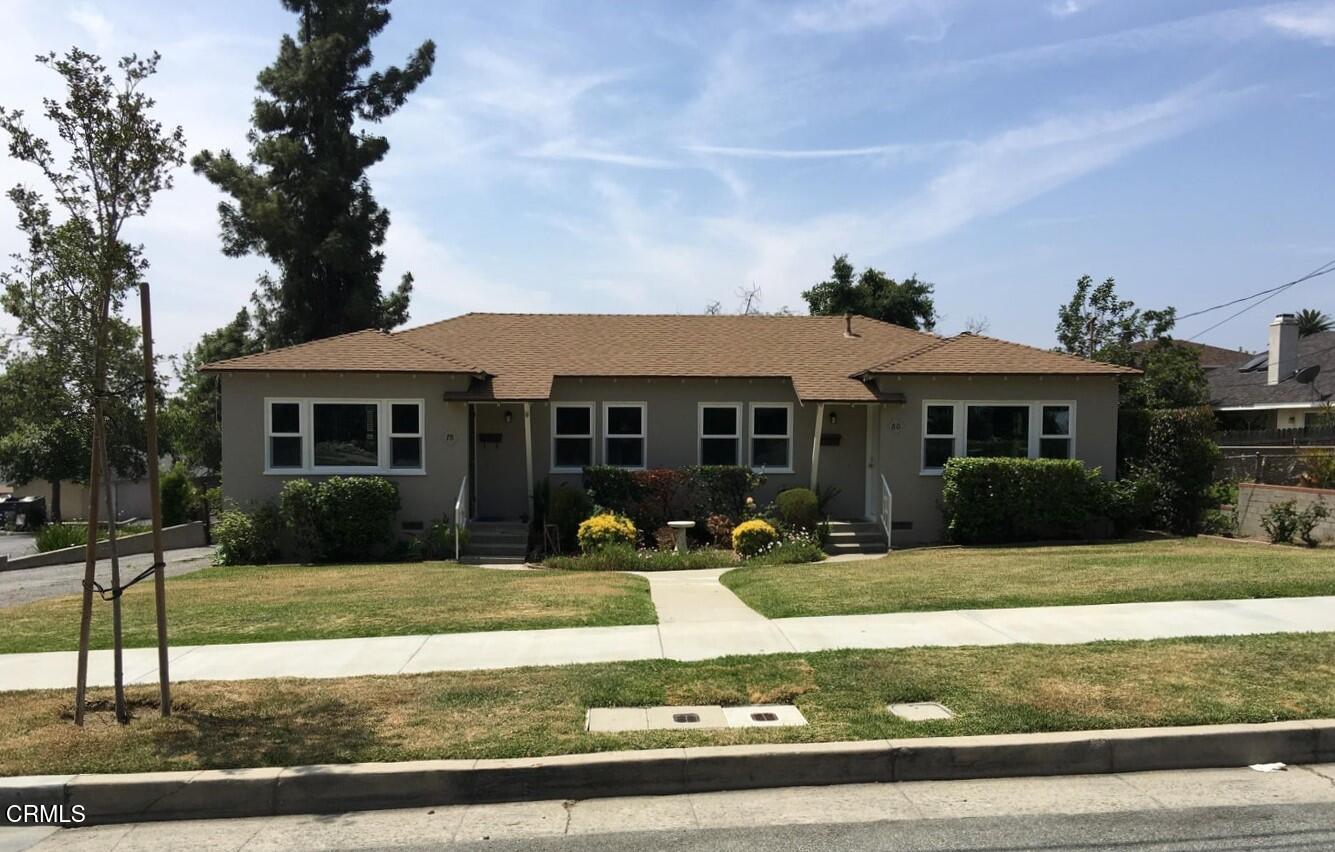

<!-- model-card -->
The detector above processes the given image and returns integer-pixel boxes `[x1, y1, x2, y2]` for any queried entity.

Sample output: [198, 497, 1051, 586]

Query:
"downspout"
[810, 402, 825, 490]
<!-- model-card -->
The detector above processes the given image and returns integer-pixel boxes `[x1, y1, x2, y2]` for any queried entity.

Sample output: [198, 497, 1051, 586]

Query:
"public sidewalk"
[2, 564, 1333, 691]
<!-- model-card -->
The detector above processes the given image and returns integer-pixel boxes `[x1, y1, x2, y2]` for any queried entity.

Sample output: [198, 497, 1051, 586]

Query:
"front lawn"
[1, 632, 1331, 775]
[0, 562, 656, 654]
[722, 537, 1335, 619]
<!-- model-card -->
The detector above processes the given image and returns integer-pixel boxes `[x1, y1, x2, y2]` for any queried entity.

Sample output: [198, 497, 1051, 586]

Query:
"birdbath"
[667, 520, 696, 554]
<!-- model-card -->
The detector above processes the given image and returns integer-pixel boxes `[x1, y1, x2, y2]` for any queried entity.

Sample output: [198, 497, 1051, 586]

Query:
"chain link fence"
[1217, 447, 1335, 485]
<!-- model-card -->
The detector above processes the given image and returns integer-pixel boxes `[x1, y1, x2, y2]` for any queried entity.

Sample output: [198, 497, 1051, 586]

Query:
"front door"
[817, 404, 868, 520]
[473, 404, 529, 520]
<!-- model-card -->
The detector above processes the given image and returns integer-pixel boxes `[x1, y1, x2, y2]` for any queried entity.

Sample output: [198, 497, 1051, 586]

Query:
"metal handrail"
[880, 473, 893, 550]
[454, 475, 468, 562]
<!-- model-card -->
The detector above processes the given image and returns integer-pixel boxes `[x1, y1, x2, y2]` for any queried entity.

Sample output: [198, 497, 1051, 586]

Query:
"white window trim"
[265, 398, 305, 472]
[387, 400, 426, 473]
[921, 402, 958, 476]
[550, 401, 595, 473]
[603, 401, 648, 470]
[698, 402, 743, 466]
[749, 402, 794, 474]
[263, 398, 427, 475]
[919, 400, 1078, 476]
[1038, 403, 1077, 460]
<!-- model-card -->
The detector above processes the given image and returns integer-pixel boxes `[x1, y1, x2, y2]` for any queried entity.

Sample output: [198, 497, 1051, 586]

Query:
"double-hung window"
[551, 403, 594, 472]
[267, 400, 304, 470]
[921, 401, 1077, 474]
[750, 403, 792, 471]
[389, 402, 424, 470]
[699, 403, 741, 465]
[1040, 405, 1073, 458]
[264, 398, 425, 474]
[604, 402, 647, 468]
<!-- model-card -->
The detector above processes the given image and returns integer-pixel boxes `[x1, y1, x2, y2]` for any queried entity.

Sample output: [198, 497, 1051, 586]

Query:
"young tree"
[0, 48, 184, 724]
[1296, 308, 1333, 337]
[1055, 275, 1175, 364]
[192, 0, 435, 347]
[802, 254, 937, 330]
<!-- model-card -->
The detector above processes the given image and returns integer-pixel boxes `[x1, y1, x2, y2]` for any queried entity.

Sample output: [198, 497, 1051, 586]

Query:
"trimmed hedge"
[942, 457, 1103, 544]
[774, 487, 821, 532]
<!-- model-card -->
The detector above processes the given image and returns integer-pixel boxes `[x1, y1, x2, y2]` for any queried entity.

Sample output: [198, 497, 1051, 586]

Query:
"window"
[1040, 404, 1072, 459]
[699, 404, 741, 465]
[551, 403, 594, 472]
[921, 401, 1078, 475]
[263, 398, 425, 474]
[966, 405, 1029, 458]
[267, 401, 303, 470]
[750, 403, 792, 471]
[313, 403, 379, 468]
[389, 402, 424, 469]
[922, 404, 956, 471]
[604, 403, 646, 468]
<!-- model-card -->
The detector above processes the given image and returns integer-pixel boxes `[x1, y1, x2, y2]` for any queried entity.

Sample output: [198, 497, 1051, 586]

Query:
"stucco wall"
[875, 374, 1122, 544]
[219, 372, 470, 530]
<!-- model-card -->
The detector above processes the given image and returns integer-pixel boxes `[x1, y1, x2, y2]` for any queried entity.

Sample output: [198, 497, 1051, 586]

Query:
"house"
[1209, 314, 1335, 433]
[1129, 339, 1255, 370]
[202, 313, 1136, 546]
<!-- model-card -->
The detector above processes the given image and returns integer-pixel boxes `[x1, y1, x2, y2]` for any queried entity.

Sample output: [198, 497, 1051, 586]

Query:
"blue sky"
[1, 0, 1333, 362]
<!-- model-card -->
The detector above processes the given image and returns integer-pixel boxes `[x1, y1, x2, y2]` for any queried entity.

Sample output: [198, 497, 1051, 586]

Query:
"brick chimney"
[1268, 313, 1298, 385]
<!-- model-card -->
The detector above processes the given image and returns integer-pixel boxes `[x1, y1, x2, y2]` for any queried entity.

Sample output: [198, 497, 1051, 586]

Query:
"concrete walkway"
[4, 584, 1335, 691]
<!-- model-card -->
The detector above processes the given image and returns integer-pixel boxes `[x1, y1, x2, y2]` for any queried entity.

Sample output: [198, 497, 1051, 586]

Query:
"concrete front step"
[460, 555, 528, 565]
[824, 521, 887, 555]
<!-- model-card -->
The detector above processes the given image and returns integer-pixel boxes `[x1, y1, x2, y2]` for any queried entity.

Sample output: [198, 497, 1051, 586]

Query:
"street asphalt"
[8, 764, 1335, 851]
[0, 546, 216, 608]
[0, 534, 37, 560]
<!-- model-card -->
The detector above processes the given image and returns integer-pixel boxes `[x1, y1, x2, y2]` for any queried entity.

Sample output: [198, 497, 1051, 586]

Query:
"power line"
[1183, 259, 1335, 341]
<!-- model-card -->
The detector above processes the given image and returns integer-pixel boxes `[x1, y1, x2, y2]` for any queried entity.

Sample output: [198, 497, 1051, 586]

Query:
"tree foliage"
[803, 255, 937, 331]
[1122, 339, 1210, 409]
[161, 309, 262, 473]
[192, 0, 435, 347]
[1296, 308, 1333, 337]
[1055, 275, 1175, 364]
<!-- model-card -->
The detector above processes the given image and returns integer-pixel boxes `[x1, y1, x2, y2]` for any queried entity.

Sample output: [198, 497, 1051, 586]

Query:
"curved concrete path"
[3, 566, 1334, 691]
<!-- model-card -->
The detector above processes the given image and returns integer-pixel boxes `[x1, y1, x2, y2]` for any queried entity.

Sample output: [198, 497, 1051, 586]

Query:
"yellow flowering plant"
[731, 518, 779, 557]
[577, 513, 638, 553]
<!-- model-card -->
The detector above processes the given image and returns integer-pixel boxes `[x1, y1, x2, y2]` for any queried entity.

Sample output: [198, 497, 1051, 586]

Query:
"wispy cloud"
[686, 141, 956, 161]
[1264, 4, 1335, 45]
[1047, 1, 1091, 19]
[523, 137, 676, 169]
[786, 0, 950, 37]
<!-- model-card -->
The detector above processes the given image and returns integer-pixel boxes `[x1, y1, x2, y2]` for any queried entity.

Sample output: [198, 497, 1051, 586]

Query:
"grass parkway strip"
[722, 538, 1335, 619]
[1, 632, 1332, 776]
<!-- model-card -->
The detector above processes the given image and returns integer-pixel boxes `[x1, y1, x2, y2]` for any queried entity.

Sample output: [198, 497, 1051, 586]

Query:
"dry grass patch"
[0, 562, 656, 654]
[723, 537, 1335, 618]
[2, 632, 1332, 776]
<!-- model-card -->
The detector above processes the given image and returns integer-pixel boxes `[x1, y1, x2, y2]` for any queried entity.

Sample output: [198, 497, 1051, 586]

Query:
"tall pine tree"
[193, 0, 435, 347]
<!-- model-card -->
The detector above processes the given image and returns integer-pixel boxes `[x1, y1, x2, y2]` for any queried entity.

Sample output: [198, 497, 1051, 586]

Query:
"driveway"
[0, 532, 38, 560]
[0, 546, 216, 608]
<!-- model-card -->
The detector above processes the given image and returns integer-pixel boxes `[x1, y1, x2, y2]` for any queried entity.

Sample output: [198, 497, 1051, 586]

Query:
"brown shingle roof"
[202, 329, 483, 374]
[1129, 338, 1255, 369]
[863, 332, 1139, 376]
[203, 315, 1135, 399]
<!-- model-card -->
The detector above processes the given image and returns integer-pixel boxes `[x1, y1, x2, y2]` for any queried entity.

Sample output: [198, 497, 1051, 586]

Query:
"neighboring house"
[202, 313, 1135, 545]
[9, 474, 154, 522]
[1129, 338, 1255, 370]
[1209, 314, 1335, 432]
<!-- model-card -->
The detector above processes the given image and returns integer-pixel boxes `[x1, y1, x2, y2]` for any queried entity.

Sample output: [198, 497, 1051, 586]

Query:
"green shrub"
[159, 462, 197, 527]
[732, 518, 779, 556]
[1299, 449, 1335, 489]
[545, 485, 593, 554]
[582, 465, 764, 545]
[213, 508, 280, 566]
[747, 530, 827, 564]
[545, 543, 733, 572]
[774, 487, 821, 532]
[1127, 407, 1220, 534]
[1298, 502, 1330, 546]
[942, 457, 1103, 544]
[1262, 500, 1301, 544]
[683, 465, 765, 518]
[582, 466, 643, 512]
[422, 520, 469, 560]
[577, 513, 637, 553]
[35, 523, 88, 553]
[1097, 475, 1159, 537]
[278, 476, 401, 563]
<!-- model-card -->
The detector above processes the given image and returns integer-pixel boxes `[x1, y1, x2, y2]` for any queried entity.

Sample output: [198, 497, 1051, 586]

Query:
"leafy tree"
[802, 255, 937, 331]
[0, 48, 183, 725]
[192, 0, 435, 347]
[1121, 340, 1209, 409]
[1296, 308, 1333, 337]
[161, 309, 262, 474]
[1055, 275, 1175, 364]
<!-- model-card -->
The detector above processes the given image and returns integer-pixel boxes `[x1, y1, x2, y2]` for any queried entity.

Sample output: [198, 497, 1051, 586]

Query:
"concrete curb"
[4, 719, 1331, 826]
